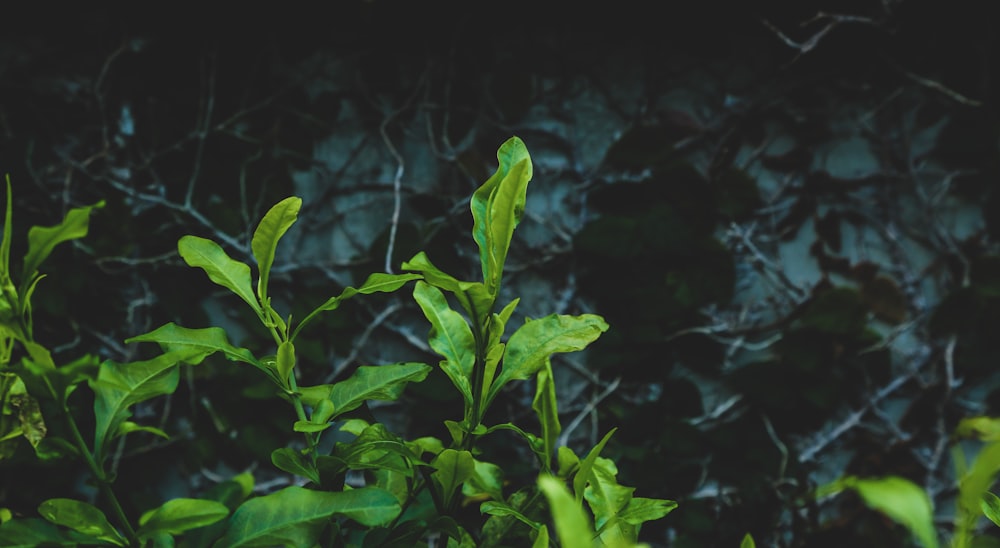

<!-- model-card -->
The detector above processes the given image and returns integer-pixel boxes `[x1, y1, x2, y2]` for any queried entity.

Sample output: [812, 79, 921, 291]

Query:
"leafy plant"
[0, 137, 674, 546]
[815, 415, 1000, 548]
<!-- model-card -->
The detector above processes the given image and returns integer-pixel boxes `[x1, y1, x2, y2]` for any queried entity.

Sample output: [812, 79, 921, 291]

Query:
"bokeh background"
[2, 2, 998, 546]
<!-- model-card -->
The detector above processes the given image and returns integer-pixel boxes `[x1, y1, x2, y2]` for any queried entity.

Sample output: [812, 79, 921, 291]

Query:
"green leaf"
[471, 136, 533, 296]
[1, 175, 13, 288]
[982, 492, 1000, 527]
[464, 459, 505, 502]
[401, 252, 494, 326]
[741, 532, 757, 548]
[271, 448, 320, 484]
[819, 476, 939, 548]
[574, 429, 617, 505]
[126, 323, 258, 366]
[332, 423, 423, 475]
[90, 349, 203, 462]
[293, 272, 421, 340]
[537, 475, 593, 548]
[212, 485, 400, 547]
[487, 313, 608, 408]
[137, 498, 229, 539]
[37, 498, 126, 546]
[276, 340, 295, 387]
[251, 196, 301, 304]
[619, 497, 677, 526]
[432, 449, 475, 509]
[0, 517, 105, 547]
[117, 421, 169, 439]
[298, 362, 431, 421]
[22, 200, 103, 283]
[178, 235, 262, 316]
[412, 281, 475, 405]
[531, 359, 560, 473]
[585, 457, 635, 543]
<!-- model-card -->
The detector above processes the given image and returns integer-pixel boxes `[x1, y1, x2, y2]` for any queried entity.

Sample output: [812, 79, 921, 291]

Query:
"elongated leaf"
[276, 340, 295, 387]
[537, 475, 593, 548]
[741, 533, 757, 548]
[22, 200, 103, 282]
[432, 449, 475, 509]
[293, 272, 421, 340]
[471, 136, 532, 295]
[126, 323, 258, 365]
[983, 492, 1000, 527]
[585, 457, 636, 544]
[574, 429, 617, 505]
[212, 485, 400, 547]
[1, 175, 12, 287]
[90, 348, 204, 461]
[251, 196, 301, 304]
[271, 448, 320, 484]
[401, 252, 494, 324]
[619, 497, 677, 526]
[333, 423, 423, 475]
[412, 281, 475, 404]
[0, 517, 106, 547]
[179, 473, 255, 548]
[298, 362, 431, 422]
[820, 476, 938, 548]
[464, 458, 504, 502]
[137, 498, 229, 539]
[531, 359, 560, 472]
[487, 313, 608, 407]
[178, 236, 261, 316]
[37, 498, 126, 546]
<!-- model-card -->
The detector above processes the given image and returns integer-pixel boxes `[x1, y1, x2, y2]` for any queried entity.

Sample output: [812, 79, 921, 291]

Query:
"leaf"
[137, 498, 229, 539]
[537, 475, 593, 548]
[741, 532, 757, 548]
[126, 323, 258, 366]
[276, 340, 295, 387]
[819, 476, 939, 548]
[0, 517, 105, 547]
[212, 485, 400, 547]
[471, 136, 533, 296]
[271, 448, 320, 484]
[332, 423, 423, 475]
[293, 272, 421, 339]
[1, 175, 13, 288]
[22, 200, 103, 283]
[89, 349, 204, 462]
[585, 458, 634, 540]
[401, 252, 494, 326]
[297, 362, 431, 421]
[618, 497, 677, 526]
[117, 421, 169, 439]
[178, 235, 262, 316]
[37, 498, 126, 546]
[982, 492, 1000, 527]
[487, 313, 608, 408]
[574, 429, 617, 505]
[412, 281, 475, 405]
[432, 449, 475, 509]
[251, 196, 301, 304]
[464, 459, 505, 503]
[531, 359, 560, 473]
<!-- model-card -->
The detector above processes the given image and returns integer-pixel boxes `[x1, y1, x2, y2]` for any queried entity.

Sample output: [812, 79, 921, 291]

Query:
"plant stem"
[60, 397, 139, 545]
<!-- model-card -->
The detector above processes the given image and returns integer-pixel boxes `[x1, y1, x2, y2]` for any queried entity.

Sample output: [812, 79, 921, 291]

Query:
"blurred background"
[1, 1, 998, 545]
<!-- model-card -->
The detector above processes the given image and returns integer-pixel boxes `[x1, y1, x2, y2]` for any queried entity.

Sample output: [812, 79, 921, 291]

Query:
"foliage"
[0, 138, 675, 546]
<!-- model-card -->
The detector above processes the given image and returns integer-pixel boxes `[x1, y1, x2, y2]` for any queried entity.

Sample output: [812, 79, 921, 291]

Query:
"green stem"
[266, 324, 319, 465]
[60, 397, 139, 545]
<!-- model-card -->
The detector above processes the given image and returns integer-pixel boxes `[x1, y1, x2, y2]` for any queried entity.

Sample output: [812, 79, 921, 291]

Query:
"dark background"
[2, 1, 998, 546]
